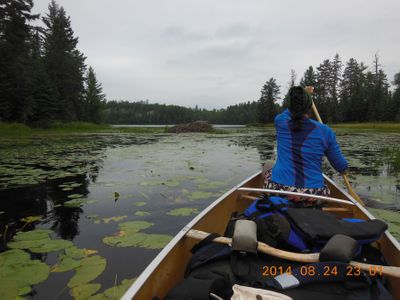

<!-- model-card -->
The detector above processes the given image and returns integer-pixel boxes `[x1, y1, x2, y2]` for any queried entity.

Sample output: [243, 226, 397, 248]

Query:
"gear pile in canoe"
[121, 172, 400, 300]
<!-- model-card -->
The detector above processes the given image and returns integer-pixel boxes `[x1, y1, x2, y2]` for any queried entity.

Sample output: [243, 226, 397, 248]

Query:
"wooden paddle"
[305, 86, 366, 206]
[186, 229, 400, 279]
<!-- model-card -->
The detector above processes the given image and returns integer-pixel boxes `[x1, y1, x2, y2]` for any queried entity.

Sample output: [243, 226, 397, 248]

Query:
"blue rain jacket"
[271, 109, 348, 188]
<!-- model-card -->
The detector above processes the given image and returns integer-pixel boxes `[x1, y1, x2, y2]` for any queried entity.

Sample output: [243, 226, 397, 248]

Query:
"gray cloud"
[32, 0, 400, 109]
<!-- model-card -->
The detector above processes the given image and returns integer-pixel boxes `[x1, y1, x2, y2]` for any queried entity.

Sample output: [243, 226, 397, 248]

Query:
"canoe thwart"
[237, 188, 355, 206]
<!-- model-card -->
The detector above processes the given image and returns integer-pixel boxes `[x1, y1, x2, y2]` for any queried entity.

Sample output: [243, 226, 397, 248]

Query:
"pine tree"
[339, 58, 368, 122]
[0, 0, 39, 122]
[84, 66, 105, 123]
[29, 29, 58, 126]
[366, 54, 390, 121]
[42, 0, 86, 121]
[387, 72, 400, 121]
[299, 66, 317, 87]
[314, 59, 331, 122]
[288, 69, 297, 88]
[328, 54, 342, 122]
[257, 78, 280, 123]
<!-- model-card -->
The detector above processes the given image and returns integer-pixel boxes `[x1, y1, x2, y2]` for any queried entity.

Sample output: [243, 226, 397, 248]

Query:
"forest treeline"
[105, 53, 400, 124]
[1, 1, 399, 126]
[0, 0, 104, 126]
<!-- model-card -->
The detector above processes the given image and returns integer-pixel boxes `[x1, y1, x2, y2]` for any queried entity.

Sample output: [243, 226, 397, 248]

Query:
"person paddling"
[264, 86, 348, 205]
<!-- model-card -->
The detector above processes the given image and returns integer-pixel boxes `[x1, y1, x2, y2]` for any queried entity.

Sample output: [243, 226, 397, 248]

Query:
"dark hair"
[288, 86, 312, 132]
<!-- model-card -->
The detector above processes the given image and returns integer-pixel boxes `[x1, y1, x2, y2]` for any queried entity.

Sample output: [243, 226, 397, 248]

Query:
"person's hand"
[305, 86, 314, 95]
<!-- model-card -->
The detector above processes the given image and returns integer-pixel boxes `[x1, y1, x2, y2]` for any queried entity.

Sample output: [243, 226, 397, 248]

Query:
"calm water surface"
[0, 128, 399, 299]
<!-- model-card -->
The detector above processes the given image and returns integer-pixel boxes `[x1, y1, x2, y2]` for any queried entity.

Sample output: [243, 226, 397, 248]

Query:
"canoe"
[122, 171, 400, 299]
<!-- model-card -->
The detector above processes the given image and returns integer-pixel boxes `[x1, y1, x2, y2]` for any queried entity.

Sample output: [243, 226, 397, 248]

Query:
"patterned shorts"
[263, 169, 330, 207]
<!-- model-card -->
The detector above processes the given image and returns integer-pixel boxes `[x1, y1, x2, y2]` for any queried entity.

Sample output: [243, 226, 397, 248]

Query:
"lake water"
[0, 128, 399, 299]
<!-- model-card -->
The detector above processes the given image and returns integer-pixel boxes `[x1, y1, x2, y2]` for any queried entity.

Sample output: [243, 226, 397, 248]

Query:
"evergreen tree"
[339, 58, 368, 122]
[84, 66, 105, 123]
[328, 54, 342, 122]
[42, 0, 86, 121]
[29, 29, 58, 126]
[288, 69, 297, 88]
[299, 66, 317, 87]
[257, 78, 280, 123]
[366, 54, 390, 121]
[0, 0, 38, 122]
[314, 59, 331, 122]
[388, 72, 400, 121]
[282, 69, 298, 109]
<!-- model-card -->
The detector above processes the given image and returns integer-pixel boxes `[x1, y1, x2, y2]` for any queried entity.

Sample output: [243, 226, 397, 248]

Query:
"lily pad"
[68, 194, 84, 199]
[135, 211, 150, 216]
[0, 249, 50, 297]
[103, 278, 136, 299]
[133, 201, 147, 207]
[20, 215, 43, 223]
[65, 246, 98, 260]
[71, 283, 101, 300]
[64, 199, 85, 207]
[102, 216, 128, 224]
[140, 178, 181, 187]
[167, 208, 198, 216]
[88, 278, 136, 300]
[68, 255, 106, 288]
[7, 229, 73, 253]
[184, 191, 217, 200]
[51, 256, 82, 273]
[103, 221, 172, 249]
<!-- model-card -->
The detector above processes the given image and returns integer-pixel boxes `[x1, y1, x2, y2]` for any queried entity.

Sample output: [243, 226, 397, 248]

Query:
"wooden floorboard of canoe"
[121, 171, 400, 300]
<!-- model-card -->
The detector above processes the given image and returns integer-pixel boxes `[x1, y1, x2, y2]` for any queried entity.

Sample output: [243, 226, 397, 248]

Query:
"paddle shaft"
[186, 229, 400, 279]
[310, 99, 365, 206]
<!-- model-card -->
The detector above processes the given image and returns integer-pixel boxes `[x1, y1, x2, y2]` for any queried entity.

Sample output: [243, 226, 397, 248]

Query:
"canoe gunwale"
[121, 171, 262, 300]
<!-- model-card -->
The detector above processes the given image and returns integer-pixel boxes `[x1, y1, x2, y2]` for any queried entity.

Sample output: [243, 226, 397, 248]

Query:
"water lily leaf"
[68, 255, 106, 288]
[68, 194, 84, 199]
[140, 178, 181, 187]
[20, 215, 43, 223]
[135, 211, 150, 216]
[71, 283, 101, 300]
[65, 246, 98, 260]
[167, 208, 198, 216]
[29, 239, 73, 253]
[132, 201, 146, 207]
[62, 187, 74, 191]
[103, 221, 172, 249]
[64, 199, 85, 207]
[0, 249, 50, 297]
[103, 278, 136, 299]
[7, 229, 73, 253]
[51, 255, 82, 273]
[183, 190, 218, 200]
[102, 215, 128, 224]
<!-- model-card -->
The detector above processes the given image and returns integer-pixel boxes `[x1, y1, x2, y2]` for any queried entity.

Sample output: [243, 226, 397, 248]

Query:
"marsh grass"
[331, 122, 400, 132]
[0, 122, 164, 136]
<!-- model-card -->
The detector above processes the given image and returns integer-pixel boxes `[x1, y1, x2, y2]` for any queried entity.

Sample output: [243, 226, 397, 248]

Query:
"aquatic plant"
[103, 221, 172, 249]
[8, 229, 73, 253]
[0, 249, 50, 298]
[167, 207, 198, 216]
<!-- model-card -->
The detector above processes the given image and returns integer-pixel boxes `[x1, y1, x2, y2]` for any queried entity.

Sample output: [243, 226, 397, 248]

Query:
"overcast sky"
[32, 0, 400, 109]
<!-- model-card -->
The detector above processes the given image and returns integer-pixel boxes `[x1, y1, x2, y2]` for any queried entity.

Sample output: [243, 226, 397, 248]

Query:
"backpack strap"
[191, 233, 221, 254]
